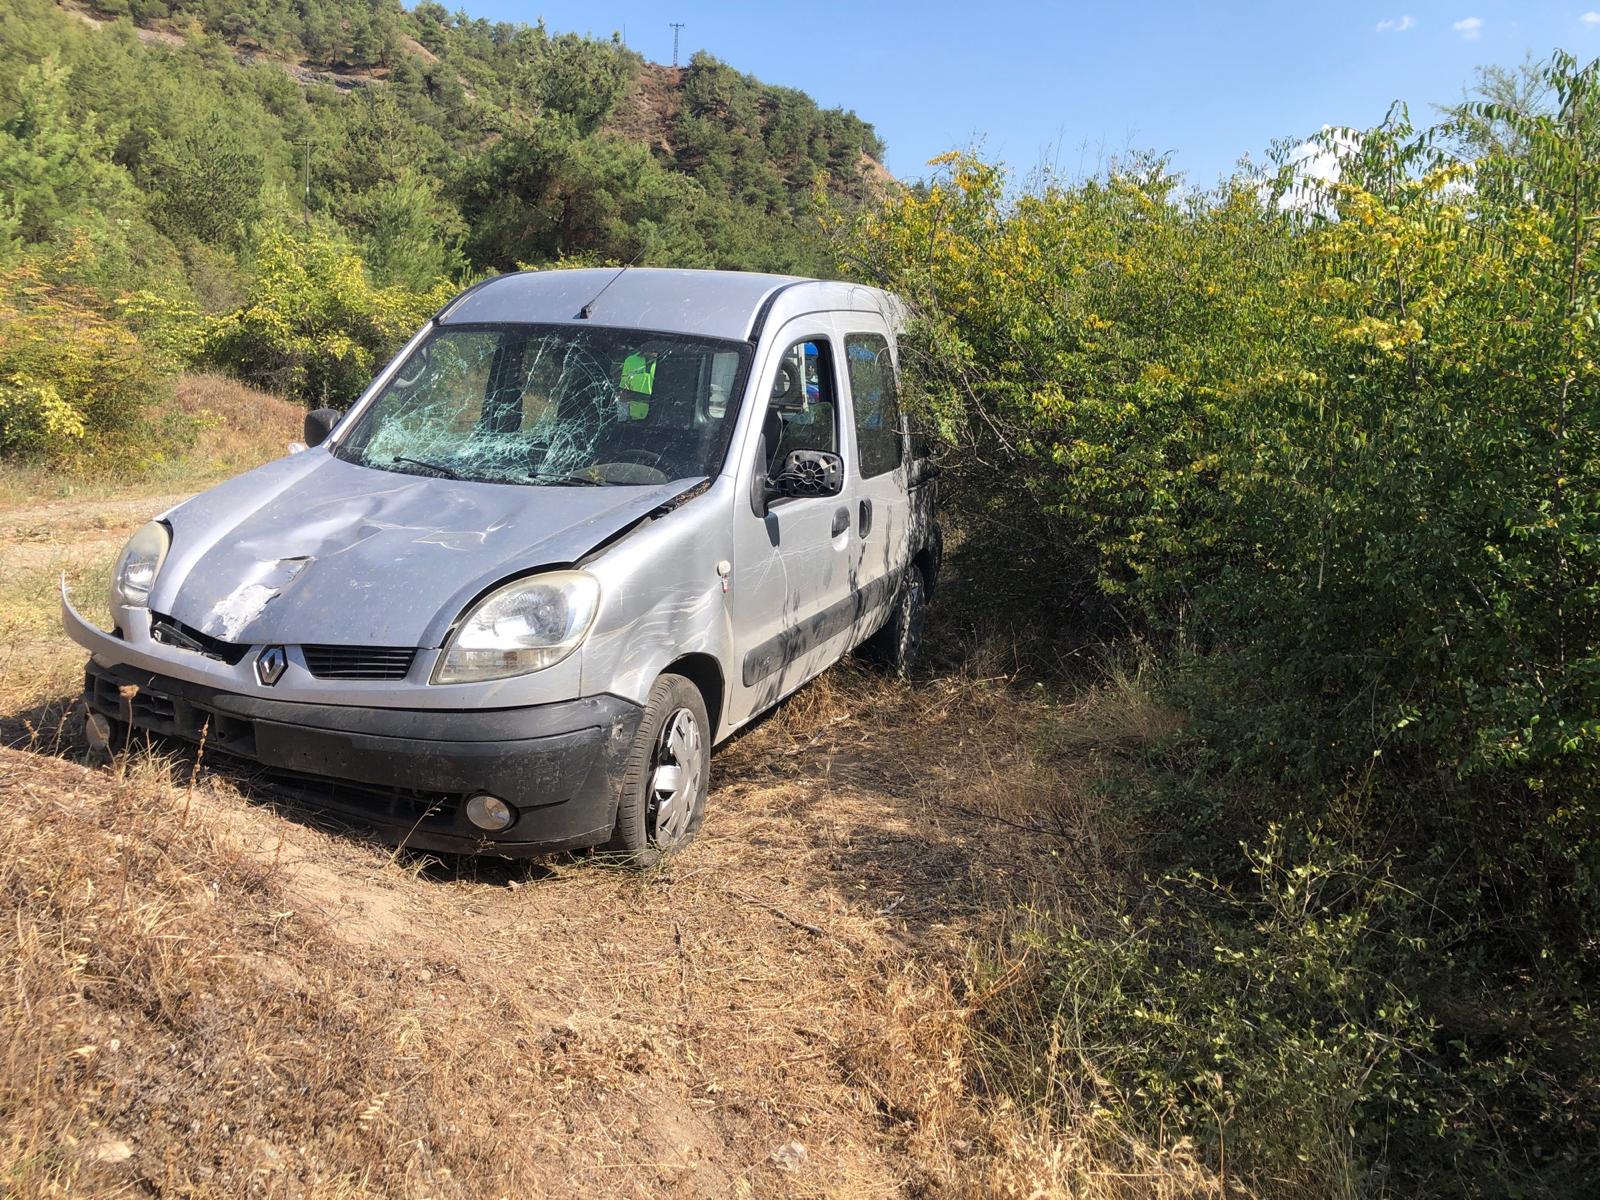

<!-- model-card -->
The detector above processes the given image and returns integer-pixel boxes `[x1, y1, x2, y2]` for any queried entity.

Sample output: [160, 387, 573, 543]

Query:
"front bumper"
[82, 660, 642, 857]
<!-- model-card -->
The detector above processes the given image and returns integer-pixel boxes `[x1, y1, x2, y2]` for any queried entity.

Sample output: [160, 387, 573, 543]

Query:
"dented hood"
[150, 453, 691, 648]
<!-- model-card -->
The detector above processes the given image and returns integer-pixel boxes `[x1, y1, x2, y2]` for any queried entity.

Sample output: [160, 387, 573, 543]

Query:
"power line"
[669, 22, 684, 67]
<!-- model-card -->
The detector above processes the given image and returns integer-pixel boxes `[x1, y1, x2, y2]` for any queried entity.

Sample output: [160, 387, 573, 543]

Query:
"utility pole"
[298, 140, 312, 229]
[669, 22, 684, 67]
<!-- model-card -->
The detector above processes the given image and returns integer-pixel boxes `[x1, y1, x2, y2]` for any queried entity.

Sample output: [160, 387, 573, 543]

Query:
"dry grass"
[0, 671, 1219, 1199]
[0, 385, 1224, 1197]
[0, 372, 301, 508]
[164, 372, 306, 480]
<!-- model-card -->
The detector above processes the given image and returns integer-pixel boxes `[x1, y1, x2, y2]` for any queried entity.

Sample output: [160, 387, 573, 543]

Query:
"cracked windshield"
[335, 325, 747, 486]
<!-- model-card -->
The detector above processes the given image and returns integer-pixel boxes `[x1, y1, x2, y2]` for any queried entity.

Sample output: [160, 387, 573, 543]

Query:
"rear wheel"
[867, 566, 928, 678]
[603, 673, 709, 867]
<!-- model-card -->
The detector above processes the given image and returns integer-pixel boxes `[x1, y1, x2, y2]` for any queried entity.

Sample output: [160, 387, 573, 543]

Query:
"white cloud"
[1270, 129, 1477, 214]
[1275, 127, 1362, 213]
[1453, 16, 1484, 39]
[1375, 15, 1416, 32]
[1584, 11, 1600, 25]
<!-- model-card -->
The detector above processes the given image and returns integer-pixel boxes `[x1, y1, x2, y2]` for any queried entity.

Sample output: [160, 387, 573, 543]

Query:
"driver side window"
[763, 338, 839, 476]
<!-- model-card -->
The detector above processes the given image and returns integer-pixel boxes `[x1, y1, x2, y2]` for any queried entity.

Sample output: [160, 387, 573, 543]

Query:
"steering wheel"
[771, 362, 799, 402]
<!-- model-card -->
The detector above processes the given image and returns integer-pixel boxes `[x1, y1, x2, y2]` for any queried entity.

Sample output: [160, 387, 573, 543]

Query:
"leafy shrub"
[843, 52, 1600, 1196]
[1023, 829, 1439, 1195]
[139, 121, 265, 251]
[0, 260, 162, 461]
[199, 222, 454, 404]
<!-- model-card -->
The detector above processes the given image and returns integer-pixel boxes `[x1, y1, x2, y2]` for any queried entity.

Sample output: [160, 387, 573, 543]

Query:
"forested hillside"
[0, 0, 886, 458]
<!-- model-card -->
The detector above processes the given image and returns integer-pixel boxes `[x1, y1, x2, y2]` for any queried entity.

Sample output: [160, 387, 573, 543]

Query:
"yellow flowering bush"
[0, 263, 162, 460]
[838, 56, 1600, 1196]
[200, 222, 456, 405]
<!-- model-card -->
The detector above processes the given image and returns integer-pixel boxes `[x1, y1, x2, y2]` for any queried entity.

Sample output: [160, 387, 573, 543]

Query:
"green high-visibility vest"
[620, 353, 655, 419]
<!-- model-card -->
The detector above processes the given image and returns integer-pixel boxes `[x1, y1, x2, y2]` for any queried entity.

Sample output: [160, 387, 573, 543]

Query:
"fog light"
[465, 793, 516, 833]
[85, 712, 113, 752]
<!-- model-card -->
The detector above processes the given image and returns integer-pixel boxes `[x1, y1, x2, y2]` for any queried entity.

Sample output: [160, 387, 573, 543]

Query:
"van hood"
[150, 453, 695, 649]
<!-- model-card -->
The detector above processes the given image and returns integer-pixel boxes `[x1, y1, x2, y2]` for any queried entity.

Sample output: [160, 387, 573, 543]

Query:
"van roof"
[437, 267, 898, 343]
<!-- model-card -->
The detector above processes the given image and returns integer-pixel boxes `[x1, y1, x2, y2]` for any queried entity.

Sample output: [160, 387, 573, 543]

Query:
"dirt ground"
[1, 474, 1180, 1198]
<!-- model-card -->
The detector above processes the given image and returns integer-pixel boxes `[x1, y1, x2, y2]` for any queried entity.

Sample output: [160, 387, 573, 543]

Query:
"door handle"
[858, 498, 874, 537]
[831, 506, 850, 538]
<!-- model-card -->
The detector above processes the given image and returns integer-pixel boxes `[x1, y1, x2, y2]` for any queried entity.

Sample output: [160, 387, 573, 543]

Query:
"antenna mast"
[670, 22, 684, 67]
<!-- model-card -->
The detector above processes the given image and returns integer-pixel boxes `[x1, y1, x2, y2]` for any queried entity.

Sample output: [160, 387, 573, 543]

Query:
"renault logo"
[256, 645, 288, 687]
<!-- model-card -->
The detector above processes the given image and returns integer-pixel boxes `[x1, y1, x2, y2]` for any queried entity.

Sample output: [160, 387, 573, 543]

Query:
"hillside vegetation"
[0, 0, 886, 461]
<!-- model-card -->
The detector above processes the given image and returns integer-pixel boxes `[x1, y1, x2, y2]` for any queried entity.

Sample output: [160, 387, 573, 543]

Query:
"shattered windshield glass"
[334, 324, 750, 487]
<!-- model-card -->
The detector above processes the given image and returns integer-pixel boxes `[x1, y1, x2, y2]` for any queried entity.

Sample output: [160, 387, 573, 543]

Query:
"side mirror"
[304, 407, 340, 448]
[772, 449, 844, 500]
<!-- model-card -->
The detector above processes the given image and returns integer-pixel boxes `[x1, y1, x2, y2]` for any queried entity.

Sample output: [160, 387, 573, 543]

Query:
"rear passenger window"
[845, 334, 903, 477]
[764, 338, 839, 476]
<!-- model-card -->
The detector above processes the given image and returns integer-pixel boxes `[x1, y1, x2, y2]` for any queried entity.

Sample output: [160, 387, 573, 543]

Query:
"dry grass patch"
[164, 372, 304, 481]
[1, 417, 1221, 1196]
[0, 372, 300, 508]
[0, 647, 1222, 1199]
[2, 752, 531, 1198]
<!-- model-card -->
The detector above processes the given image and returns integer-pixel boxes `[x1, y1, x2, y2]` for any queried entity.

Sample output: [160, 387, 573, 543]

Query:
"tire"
[867, 565, 928, 678]
[602, 673, 710, 867]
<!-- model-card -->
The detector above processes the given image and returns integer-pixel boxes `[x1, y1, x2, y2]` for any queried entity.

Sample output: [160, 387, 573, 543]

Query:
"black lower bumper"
[83, 661, 642, 857]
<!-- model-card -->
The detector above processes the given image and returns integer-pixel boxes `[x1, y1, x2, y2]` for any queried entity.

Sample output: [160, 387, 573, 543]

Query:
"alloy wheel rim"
[649, 707, 703, 846]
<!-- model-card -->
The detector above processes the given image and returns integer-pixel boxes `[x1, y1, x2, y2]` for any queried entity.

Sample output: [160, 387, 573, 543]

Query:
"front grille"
[301, 645, 417, 681]
[150, 613, 249, 665]
[86, 668, 255, 753]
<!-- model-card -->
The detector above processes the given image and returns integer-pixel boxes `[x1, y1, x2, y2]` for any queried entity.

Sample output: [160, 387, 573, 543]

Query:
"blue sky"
[446, 2, 1600, 185]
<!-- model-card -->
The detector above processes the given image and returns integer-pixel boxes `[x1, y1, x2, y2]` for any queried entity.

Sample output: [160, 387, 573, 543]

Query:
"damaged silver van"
[63, 268, 940, 863]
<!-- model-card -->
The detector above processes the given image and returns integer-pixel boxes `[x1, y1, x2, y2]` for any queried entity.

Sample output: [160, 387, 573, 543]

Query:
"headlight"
[110, 521, 171, 608]
[433, 571, 600, 684]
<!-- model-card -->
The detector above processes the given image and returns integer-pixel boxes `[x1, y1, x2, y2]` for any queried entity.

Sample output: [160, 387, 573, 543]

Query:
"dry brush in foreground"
[0, 661, 1219, 1198]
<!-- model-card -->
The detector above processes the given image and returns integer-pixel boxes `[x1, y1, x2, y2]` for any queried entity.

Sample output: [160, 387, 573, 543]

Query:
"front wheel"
[603, 673, 709, 867]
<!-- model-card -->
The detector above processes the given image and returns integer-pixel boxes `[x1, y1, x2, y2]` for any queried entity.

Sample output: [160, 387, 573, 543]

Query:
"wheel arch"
[912, 543, 940, 598]
[911, 516, 943, 599]
[663, 652, 725, 741]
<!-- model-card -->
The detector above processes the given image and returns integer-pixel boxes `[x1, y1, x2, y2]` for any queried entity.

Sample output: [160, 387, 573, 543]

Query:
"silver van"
[63, 269, 941, 863]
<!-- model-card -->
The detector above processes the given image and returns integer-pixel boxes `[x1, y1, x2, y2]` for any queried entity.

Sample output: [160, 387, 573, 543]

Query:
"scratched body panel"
[153, 454, 692, 649]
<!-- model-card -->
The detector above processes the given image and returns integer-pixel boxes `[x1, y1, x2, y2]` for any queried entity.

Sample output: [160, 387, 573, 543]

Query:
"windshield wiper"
[392, 455, 464, 480]
[520, 472, 608, 487]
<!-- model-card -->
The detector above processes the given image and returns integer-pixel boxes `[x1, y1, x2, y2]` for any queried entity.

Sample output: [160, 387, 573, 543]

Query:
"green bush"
[0, 56, 135, 244]
[0, 256, 163, 461]
[199, 221, 454, 404]
[1023, 829, 1439, 1195]
[139, 121, 265, 251]
[844, 52, 1600, 1196]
